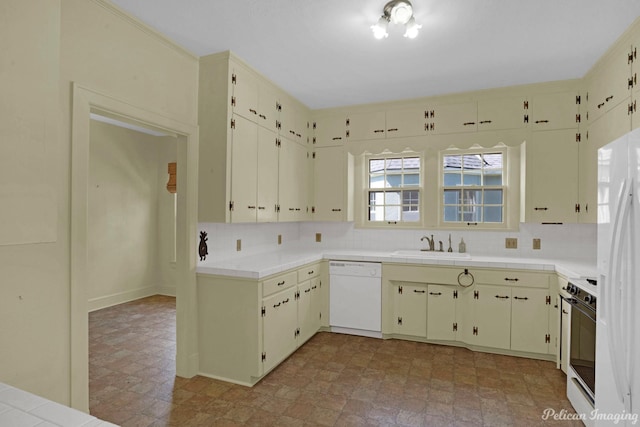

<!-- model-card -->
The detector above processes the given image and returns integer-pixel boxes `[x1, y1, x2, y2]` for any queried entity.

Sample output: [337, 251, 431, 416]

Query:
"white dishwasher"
[329, 261, 382, 338]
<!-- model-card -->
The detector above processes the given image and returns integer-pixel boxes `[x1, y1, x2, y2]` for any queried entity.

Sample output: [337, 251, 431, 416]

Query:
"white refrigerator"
[596, 129, 640, 425]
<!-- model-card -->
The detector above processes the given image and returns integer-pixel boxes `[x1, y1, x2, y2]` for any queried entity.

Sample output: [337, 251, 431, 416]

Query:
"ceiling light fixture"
[371, 0, 422, 39]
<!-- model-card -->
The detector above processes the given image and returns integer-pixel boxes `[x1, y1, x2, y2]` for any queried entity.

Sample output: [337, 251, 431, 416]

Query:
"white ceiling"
[109, 0, 640, 110]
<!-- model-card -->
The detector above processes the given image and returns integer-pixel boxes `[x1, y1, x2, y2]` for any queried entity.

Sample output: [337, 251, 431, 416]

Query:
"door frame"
[70, 84, 199, 411]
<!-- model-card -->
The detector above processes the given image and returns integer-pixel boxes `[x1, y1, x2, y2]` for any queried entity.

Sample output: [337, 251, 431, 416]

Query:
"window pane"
[484, 171, 502, 185]
[463, 189, 482, 204]
[463, 206, 482, 222]
[384, 191, 401, 205]
[483, 206, 503, 222]
[402, 190, 419, 206]
[444, 172, 461, 186]
[443, 206, 459, 222]
[369, 191, 384, 206]
[404, 173, 419, 186]
[369, 174, 385, 188]
[484, 189, 503, 205]
[463, 171, 482, 186]
[385, 205, 401, 221]
[385, 158, 402, 171]
[462, 154, 482, 171]
[443, 155, 461, 170]
[386, 174, 402, 188]
[444, 189, 460, 204]
[369, 159, 385, 172]
[403, 157, 420, 170]
[402, 210, 420, 222]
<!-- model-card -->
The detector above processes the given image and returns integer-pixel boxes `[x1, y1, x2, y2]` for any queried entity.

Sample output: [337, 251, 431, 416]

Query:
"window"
[442, 151, 504, 224]
[368, 156, 421, 223]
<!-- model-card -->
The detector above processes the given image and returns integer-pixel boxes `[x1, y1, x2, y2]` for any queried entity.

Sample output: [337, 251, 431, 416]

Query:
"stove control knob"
[567, 284, 577, 295]
[584, 294, 596, 305]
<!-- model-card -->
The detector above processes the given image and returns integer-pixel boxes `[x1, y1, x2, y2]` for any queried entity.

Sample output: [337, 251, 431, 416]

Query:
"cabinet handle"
[495, 295, 510, 299]
[289, 208, 295, 211]
[534, 207, 548, 211]
[606, 95, 614, 102]
[374, 129, 385, 133]
[387, 128, 398, 132]
[283, 298, 290, 304]
[290, 130, 296, 135]
[308, 270, 314, 275]
[249, 109, 257, 115]
[513, 296, 529, 300]
[277, 281, 285, 286]
[311, 285, 317, 290]
[248, 205, 256, 209]
[429, 292, 442, 296]
[535, 120, 549, 124]
[258, 206, 265, 210]
[259, 114, 266, 120]
[332, 137, 342, 141]
[331, 208, 342, 212]
[273, 302, 281, 308]
[304, 289, 311, 293]
[479, 120, 492, 124]
[562, 309, 569, 314]
[413, 289, 426, 293]
[504, 278, 519, 282]
[598, 102, 605, 109]
[463, 122, 476, 126]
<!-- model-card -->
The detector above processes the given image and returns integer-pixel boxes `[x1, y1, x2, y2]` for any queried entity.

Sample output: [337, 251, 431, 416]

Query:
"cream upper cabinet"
[346, 111, 386, 141]
[313, 114, 347, 147]
[521, 129, 579, 223]
[463, 284, 511, 350]
[587, 42, 632, 124]
[510, 287, 551, 354]
[425, 102, 477, 134]
[230, 115, 259, 223]
[257, 84, 279, 133]
[530, 92, 581, 131]
[477, 96, 528, 131]
[392, 283, 427, 337]
[279, 97, 307, 145]
[426, 284, 458, 341]
[231, 65, 259, 123]
[256, 126, 279, 222]
[313, 146, 353, 221]
[385, 108, 427, 138]
[278, 137, 309, 222]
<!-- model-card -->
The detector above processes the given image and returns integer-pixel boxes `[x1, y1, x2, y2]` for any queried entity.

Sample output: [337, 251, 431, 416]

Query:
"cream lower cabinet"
[510, 287, 551, 353]
[463, 285, 512, 350]
[426, 285, 459, 341]
[197, 261, 326, 386]
[392, 283, 427, 337]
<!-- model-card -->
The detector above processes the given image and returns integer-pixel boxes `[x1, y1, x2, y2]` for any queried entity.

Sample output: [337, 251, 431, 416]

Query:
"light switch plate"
[533, 238, 541, 250]
[505, 238, 517, 249]
[316, 233, 322, 243]
[236, 239, 241, 251]
[278, 234, 282, 245]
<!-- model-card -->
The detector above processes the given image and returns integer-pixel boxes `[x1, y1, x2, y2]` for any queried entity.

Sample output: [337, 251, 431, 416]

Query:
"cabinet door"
[393, 283, 427, 337]
[588, 43, 631, 123]
[385, 108, 427, 138]
[313, 146, 346, 221]
[477, 96, 528, 131]
[346, 111, 386, 141]
[560, 298, 571, 374]
[310, 277, 322, 331]
[522, 129, 579, 223]
[256, 127, 279, 222]
[510, 287, 550, 354]
[278, 138, 308, 221]
[530, 92, 580, 131]
[426, 285, 457, 341]
[231, 65, 259, 123]
[579, 101, 631, 223]
[466, 285, 511, 350]
[258, 84, 279, 133]
[426, 102, 477, 134]
[262, 287, 298, 373]
[230, 115, 258, 223]
[313, 114, 346, 147]
[297, 280, 314, 344]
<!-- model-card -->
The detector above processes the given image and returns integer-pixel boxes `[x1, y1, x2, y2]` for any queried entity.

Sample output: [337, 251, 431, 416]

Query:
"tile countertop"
[196, 247, 597, 282]
[0, 382, 118, 427]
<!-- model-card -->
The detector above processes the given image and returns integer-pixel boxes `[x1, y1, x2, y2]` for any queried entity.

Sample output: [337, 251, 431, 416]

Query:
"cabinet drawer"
[263, 271, 298, 296]
[473, 269, 550, 288]
[297, 263, 321, 282]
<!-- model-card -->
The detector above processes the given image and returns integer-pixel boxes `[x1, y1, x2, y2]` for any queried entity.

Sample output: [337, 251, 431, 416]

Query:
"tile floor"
[89, 295, 583, 426]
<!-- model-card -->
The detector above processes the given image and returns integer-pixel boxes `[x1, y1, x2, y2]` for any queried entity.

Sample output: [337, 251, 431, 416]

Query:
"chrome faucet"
[420, 234, 435, 251]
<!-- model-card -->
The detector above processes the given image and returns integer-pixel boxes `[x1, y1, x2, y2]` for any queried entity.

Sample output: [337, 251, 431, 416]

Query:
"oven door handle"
[562, 297, 596, 322]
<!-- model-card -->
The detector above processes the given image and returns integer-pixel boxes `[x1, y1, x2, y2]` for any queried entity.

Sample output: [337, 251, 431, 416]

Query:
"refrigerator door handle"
[607, 177, 632, 409]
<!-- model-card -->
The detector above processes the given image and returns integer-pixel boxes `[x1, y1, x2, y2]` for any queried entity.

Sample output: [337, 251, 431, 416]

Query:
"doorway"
[71, 85, 199, 411]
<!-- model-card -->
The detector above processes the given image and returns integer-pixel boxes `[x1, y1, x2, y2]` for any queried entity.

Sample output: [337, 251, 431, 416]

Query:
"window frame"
[438, 147, 509, 230]
[364, 153, 424, 227]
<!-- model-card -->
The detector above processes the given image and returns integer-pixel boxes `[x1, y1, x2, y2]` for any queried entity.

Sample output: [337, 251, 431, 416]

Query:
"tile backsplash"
[198, 221, 596, 263]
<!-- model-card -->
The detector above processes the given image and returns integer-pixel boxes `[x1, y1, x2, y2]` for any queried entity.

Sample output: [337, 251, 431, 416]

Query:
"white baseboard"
[88, 286, 157, 312]
[156, 286, 176, 297]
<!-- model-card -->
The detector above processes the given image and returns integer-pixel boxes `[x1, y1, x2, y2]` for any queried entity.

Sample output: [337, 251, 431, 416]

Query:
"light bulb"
[390, 1, 413, 24]
[371, 16, 389, 39]
[403, 17, 421, 39]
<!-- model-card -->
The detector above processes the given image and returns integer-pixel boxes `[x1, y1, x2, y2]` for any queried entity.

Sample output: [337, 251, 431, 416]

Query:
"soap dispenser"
[459, 238, 466, 253]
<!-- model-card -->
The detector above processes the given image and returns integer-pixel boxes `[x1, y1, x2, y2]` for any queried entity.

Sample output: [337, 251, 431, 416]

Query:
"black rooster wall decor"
[199, 231, 208, 261]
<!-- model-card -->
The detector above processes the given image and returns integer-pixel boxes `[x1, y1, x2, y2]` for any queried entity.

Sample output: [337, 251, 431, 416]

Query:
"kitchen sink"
[391, 250, 471, 259]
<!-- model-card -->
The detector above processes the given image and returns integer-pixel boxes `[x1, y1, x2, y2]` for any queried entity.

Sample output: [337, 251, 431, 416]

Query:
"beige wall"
[88, 120, 177, 310]
[0, 0, 198, 407]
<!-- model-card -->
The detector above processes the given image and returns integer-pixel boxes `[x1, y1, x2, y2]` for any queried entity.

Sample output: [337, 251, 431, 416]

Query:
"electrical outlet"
[533, 238, 541, 250]
[236, 239, 241, 251]
[505, 238, 518, 249]
[278, 234, 282, 245]
[316, 233, 322, 243]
